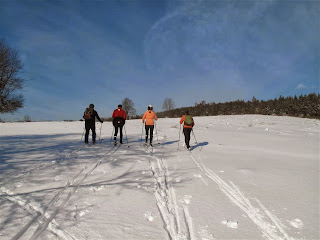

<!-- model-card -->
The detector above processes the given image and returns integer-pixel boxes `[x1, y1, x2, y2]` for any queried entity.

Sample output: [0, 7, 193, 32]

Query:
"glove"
[101, 121, 103, 123]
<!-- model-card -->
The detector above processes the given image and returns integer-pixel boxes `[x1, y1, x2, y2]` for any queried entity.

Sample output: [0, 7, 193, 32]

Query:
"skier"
[83, 104, 103, 145]
[142, 105, 158, 146]
[180, 110, 195, 150]
[112, 104, 127, 145]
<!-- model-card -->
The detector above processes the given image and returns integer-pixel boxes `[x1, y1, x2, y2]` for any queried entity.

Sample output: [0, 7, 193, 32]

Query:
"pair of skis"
[114, 141, 123, 146]
[114, 140, 130, 148]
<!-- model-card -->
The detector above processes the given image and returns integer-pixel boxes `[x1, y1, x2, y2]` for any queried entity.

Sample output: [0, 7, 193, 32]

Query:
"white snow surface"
[0, 115, 319, 240]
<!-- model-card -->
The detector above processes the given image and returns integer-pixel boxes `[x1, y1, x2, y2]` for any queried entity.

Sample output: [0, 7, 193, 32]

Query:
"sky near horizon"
[0, 0, 319, 121]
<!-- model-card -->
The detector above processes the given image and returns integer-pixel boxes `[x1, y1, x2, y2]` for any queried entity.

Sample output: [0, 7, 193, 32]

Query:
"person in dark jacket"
[83, 103, 103, 145]
[112, 104, 127, 144]
[179, 110, 195, 150]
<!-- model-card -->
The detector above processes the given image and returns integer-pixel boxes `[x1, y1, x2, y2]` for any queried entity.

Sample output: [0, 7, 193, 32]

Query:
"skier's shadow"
[160, 140, 179, 145]
[191, 141, 209, 150]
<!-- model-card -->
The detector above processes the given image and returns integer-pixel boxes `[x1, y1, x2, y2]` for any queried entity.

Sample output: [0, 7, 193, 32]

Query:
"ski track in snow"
[1, 117, 317, 240]
[21, 143, 86, 176]
[0, 191, 75, 240]
[8, 144, 121, 240]
[0, 143, 87, 190]
[188, 150, 293, 240]
[142, 144, 194, 240]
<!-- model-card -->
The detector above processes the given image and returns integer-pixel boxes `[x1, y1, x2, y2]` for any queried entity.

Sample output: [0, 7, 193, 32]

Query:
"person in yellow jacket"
[142, 105, 158, 146]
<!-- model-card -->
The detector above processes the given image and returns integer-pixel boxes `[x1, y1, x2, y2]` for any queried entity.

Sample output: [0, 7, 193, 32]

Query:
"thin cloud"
[0, 0, 318, 121]
[296, 84, 307, 90]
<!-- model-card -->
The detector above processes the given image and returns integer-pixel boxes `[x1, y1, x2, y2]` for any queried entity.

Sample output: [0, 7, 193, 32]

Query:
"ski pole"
[191, 129, 200, 150]
[140, 122, 144, 146]
[178, 124, 181, 149]
[124, 125, 129, 145]
[155, 121, 159, 144]
[80, 127, 85, 143]
[99, 122, 103, 144]
[110, 127, 114, 145]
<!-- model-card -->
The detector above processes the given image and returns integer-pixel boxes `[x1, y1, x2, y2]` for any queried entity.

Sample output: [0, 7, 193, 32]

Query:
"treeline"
[157, 93, 320, 119]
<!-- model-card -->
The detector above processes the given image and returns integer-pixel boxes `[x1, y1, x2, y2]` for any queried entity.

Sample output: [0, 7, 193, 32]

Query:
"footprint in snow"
[15, 182, 23, 188]
[289, 218, 303, 229]
[90, 186, 104, 192]
[79, 208, 92, 217]
[183, 195, 192, 205]
[175, 176, 181, 183]
[54, 175, 62, 181]
[73, 205, 93, 218]
[144, 213, 154, 222]
[198, 225, 214, 240]
[222, 220, 238, 229]
[0, 187, 14, 195]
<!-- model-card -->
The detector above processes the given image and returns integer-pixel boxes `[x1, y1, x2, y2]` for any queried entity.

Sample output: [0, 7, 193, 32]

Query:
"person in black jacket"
[83, 103, 103, 145]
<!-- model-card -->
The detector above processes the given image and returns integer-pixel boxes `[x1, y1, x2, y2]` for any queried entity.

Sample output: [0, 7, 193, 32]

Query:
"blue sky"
[0, 0, 319, 121]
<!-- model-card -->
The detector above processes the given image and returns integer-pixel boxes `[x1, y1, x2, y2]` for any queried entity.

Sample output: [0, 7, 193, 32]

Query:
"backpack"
[184, 115, 193, 126]
[83, 108, 93, 120]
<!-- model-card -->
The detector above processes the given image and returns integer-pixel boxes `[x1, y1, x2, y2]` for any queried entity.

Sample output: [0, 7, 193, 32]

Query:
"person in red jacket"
[112, 104, 127, 144]
[142, 105, 158, 146]
[180, 110, 195, 150]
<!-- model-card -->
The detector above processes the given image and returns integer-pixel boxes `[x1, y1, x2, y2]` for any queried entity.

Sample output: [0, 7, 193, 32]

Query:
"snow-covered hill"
[0, 115, 319, 240]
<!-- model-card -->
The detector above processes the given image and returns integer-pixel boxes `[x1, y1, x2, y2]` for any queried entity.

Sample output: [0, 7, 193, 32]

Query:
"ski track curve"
[0, 192, 75, 240]
[188, 150, 293, 240]
[10, 144, 121, 240]
[142, 145, 194, 240]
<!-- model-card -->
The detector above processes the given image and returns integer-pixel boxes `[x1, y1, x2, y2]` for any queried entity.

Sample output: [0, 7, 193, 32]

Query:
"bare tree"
[0, 39, 24, 113]
[121, 97, 136, 119]
[24, 115, 31, 122]
[162, 98, 175, 111]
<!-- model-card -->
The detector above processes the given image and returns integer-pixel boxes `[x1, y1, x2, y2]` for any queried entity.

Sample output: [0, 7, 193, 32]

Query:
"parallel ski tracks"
[11, 144, 121, 240]
[142, 145, 194, 240]
[188, 150, 292, 240]
[2, 193, 74, 240]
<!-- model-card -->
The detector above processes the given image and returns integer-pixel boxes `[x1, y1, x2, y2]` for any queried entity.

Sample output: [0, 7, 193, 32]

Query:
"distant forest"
[157, 93, 320, 119]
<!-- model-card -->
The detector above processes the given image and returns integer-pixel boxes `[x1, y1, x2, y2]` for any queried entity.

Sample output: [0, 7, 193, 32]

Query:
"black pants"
[145, 125, 154, 143]
[85, 124, 96, 143]
[114, 125, 123, 141]
[113, 119, 125, 142]
[183, 128, 192, 148]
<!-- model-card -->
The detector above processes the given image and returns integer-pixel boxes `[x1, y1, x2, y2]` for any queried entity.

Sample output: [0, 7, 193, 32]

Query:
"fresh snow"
[0, 115, 319, 240]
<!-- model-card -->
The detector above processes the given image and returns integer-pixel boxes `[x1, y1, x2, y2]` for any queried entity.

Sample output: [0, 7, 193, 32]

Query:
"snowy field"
[0, 115, 319, 240]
